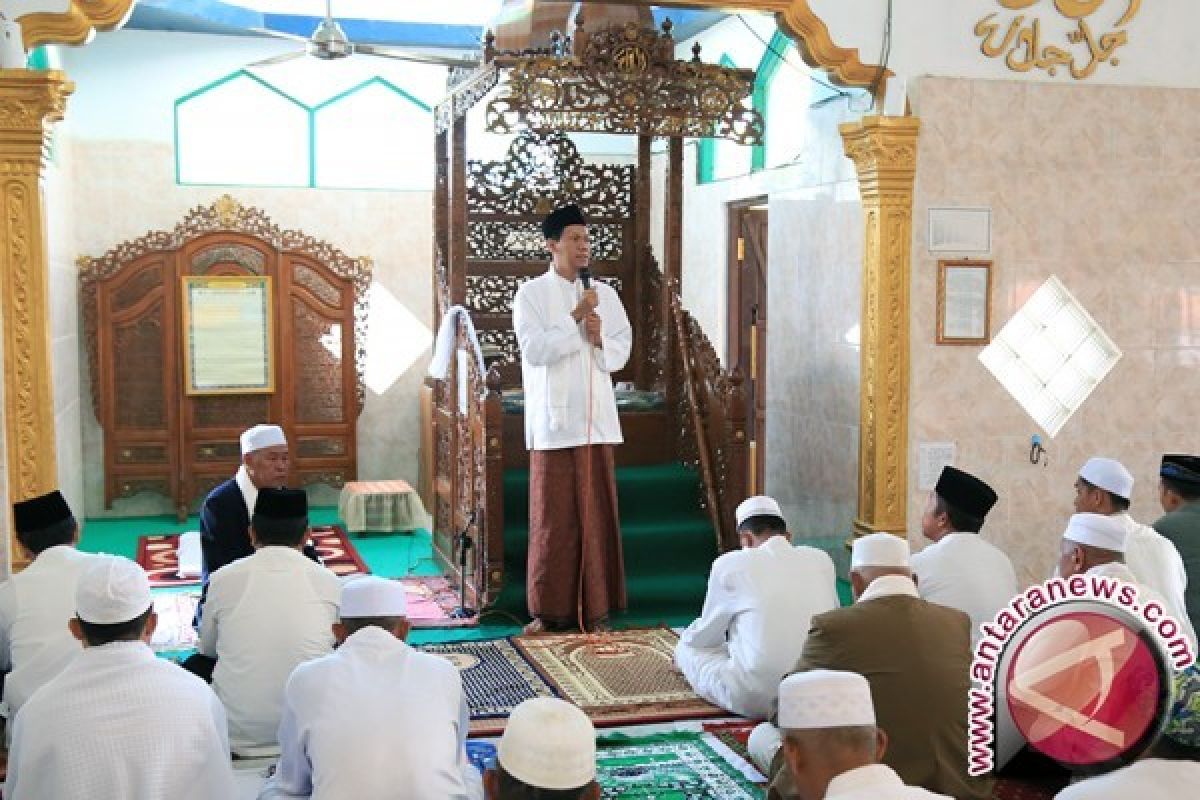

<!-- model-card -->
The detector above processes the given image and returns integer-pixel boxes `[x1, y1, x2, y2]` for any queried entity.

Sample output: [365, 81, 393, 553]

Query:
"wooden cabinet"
[81, 197, 371, 519]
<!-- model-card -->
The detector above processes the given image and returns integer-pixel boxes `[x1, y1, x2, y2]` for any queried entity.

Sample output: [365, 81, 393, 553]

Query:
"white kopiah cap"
[240, 424, 287, 456]
[76, 555, 153, 625]
[339, 576, 408, 618]
[850, 533, 910, 569]
[1063, 512, 1128, 553]
[778, 670, 876, 730]
[1078, 457, 1135, 501]
[735, 495, 784, 528]
[498, 698, 596, 790]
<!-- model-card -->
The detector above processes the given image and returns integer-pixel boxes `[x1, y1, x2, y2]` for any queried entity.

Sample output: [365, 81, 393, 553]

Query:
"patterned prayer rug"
[702, 720, 759, 767]
[402, 576, 477, 629]
[135, 525, 368, 586]
[596, 732, 764, 799]
[419, 638, 559, 736]
[514, 627, 725, 727]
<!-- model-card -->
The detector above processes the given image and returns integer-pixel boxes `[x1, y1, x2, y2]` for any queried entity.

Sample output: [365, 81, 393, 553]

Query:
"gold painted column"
[0, 69, 72, 569]
[839, 115, 919, 538]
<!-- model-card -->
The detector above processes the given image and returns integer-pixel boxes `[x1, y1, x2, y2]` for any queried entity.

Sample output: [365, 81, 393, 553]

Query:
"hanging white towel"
[428, 305, 486, 384]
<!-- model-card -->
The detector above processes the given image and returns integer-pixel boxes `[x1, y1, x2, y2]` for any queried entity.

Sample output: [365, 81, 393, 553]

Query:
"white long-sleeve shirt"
[512, 267, 632, 451]
[676, 537, 839, 719]
[910, 532, 1018, 645]
[261, 626, 480, 800]
[198, 546, 340, 753]
[0, 545, 104, 716]
[1054, 758, 1200, 799]
[1120, 512, 1197, 651]
[4, 640, 235, 800]
[825, 765, 954, 799]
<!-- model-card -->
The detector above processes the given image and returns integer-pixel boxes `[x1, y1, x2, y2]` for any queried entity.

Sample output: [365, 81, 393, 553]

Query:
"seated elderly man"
[259, 576, 482, 800]
[484, 697, 599, 800]
[753, 533, 990, 800]
[777, 670, 952, 799]
[0, 490, 104, 726]
[675, 495, 839, 719]
[5, 556, 234, 799]
[198, 488, 340, 756]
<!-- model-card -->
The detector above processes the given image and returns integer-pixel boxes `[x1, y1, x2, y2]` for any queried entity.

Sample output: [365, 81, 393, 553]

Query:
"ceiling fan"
[248, 0, 479, 69]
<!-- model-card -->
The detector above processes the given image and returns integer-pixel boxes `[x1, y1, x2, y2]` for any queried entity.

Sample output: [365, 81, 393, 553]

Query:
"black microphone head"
[578, 268, 592, 289]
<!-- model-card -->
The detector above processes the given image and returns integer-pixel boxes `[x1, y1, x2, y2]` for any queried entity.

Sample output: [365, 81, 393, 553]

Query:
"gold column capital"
[0, 69, 73, 170]
[16, 1, 135, 50]
[839, 115, 920, 539]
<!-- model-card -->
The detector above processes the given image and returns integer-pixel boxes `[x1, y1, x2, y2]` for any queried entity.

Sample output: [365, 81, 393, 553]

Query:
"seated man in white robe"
[0, 490, 104, 727]
[4, 556, 235, 799]
[675, 495, 839, 720]
[484, 697, 599, 800]
[198, 488, 340, 756]
[777, 670, 951, 800]
[259, 576, 482, 800]
[912, 466, 1016, 646]
[1074, 457, 1196, 650]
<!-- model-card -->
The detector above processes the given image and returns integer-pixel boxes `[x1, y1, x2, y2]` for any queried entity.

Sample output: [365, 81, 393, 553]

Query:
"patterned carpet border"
[419, 638, 559, 736]
[595, 731, 763, 799]
[135, 525, 368, 586]
[514, 626, 725, 728]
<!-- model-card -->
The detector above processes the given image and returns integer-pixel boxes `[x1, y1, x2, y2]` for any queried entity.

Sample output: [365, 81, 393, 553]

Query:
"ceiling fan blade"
[354, 43, 478, 69]
[247, 50, 308, 68]
[248, 26, 311, 44]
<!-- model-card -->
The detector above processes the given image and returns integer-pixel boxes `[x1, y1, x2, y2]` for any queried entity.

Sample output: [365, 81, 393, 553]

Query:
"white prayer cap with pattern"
[1063, 512, 1128, 553]
[240, 424, 287, 455]
[778, 670, 876, 730]
[498, 697, 596, 790]
[76, 555, 153, 625]
[1079, 457, 1135, 500]
[850, 533, 910, 569]
[339, 576, 407, 618]
[736, 495, 784, 528]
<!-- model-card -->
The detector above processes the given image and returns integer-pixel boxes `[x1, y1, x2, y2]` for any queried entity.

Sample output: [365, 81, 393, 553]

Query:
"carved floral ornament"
[11, 0, 135, 49]
[975, 0, 1142, 80]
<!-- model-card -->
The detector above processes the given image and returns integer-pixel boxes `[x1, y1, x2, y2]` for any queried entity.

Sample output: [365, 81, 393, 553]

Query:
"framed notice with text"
[937, 259, 992, 345]
[181, 276, 275, 394]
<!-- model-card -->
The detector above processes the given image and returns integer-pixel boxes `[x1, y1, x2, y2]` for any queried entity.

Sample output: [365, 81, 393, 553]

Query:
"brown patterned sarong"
[528, 445, 626, 628]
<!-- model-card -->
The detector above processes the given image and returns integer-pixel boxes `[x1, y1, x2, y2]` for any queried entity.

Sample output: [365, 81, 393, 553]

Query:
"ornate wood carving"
[15, 1, 135, 49]
[839, 115, 919, 538]
[0, 70, 73, 572]
[78, 195, 372, 517]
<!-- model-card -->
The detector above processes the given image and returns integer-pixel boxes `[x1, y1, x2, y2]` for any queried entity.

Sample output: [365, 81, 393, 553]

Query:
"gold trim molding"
[583, 1, 888, 90]
[839, 115, 920, 538]
[17, 0, 135, 49]
[0, 69, 73, 571]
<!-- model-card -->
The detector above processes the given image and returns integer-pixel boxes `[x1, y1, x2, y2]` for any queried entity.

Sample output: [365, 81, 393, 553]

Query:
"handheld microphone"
[578, 267, 592, 290]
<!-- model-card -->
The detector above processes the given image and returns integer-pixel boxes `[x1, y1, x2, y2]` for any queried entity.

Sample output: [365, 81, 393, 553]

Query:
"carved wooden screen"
[463, 130, 636, 386]
[81, 197, 370, 519]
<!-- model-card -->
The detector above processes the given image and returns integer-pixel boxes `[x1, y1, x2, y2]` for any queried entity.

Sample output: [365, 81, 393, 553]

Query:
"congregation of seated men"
[0, 422, 1198, 798]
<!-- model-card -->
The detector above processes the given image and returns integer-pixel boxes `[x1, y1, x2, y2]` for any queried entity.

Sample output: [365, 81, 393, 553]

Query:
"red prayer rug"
[135, 525, 368, 587]
[402, 576, 477, 629]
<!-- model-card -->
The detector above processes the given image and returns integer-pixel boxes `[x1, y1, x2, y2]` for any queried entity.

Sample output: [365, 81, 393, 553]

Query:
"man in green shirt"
[1154, 454, 1200, 637]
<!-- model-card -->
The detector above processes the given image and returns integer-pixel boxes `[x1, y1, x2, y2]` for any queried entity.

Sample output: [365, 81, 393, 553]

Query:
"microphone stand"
[451, 511, 478, 619]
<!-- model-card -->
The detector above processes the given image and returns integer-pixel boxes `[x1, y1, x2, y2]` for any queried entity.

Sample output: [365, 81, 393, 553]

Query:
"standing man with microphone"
[512, 204, 633, 634]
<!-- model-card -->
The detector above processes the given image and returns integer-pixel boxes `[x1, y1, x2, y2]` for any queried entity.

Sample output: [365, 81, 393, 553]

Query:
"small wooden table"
[338, 480, 428, 534]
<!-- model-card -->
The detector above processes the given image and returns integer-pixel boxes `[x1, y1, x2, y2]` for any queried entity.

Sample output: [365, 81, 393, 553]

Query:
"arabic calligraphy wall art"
[975, 0, 1141, 80]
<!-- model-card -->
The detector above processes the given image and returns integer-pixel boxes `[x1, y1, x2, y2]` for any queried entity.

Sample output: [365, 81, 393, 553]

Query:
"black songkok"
[13, 490, 72, 533]
[254, 487, 308, 520]
[541, 204, 587, 240]
[1161, 455, 1200, 486]
[935, 466, 998, 520]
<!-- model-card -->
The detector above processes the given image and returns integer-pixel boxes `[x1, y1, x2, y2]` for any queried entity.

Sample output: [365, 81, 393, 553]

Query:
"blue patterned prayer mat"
[466, 741, 497, 775]
[419, 638, 559, 735]
[596, 732, 764, 799]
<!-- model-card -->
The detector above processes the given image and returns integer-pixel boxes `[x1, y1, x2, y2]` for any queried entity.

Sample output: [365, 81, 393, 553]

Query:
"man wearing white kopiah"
[675, 495, 839, 719]
[260, 577, 481, 800]
[4, 556, 235, 799]
[483, 697, 600, 799]
[1057, 512, 1156, 591]
[777, 670, 952, 800]
[512, 204, 633, 634]
[1073, 457, 1196, 650]
[911, 466, 1016, 646]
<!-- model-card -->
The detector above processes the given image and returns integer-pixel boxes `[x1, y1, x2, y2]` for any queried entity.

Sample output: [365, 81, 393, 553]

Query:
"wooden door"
[728, 205, 768, 494]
